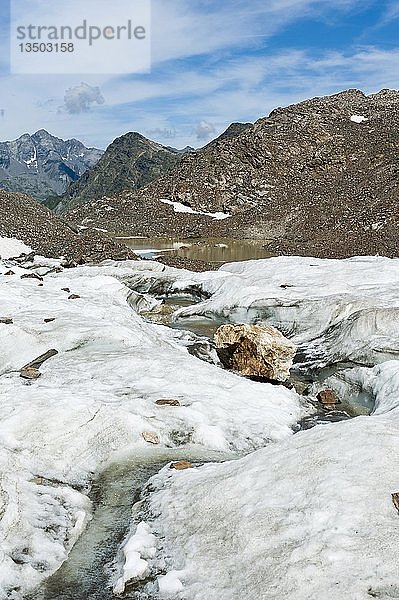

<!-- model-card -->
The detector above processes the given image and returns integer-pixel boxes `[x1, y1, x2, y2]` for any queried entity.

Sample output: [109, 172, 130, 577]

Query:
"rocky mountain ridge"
[66, 89, 399, 258]
[51, 132, 185, 213]
[53, 123, 253, 214]
[0, 130, 103, 202]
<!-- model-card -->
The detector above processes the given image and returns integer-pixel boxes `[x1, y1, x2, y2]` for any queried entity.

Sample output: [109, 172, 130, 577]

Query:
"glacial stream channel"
[33, 449, 231, 600]
[32, 249, 375, 599]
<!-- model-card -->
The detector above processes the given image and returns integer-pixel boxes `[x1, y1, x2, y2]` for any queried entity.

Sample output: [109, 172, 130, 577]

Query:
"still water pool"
[118, 236, 272, 263]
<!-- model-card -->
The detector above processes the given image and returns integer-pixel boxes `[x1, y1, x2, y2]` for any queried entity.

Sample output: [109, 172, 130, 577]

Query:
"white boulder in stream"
[215, 323, 296, 381]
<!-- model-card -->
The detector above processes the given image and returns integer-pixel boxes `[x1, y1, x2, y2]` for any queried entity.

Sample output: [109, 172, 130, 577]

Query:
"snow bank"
[0, 257, 305, 596]
[0, 236, 31, 259]
[113, 522, 156, 594]
[318, 361, 399, 416]
[158, 571, 184, 596]
[145, 403, 399, 600]
[304, 306, 399, 367]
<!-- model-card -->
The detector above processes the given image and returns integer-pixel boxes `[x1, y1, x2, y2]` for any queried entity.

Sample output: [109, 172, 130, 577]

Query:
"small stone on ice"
[155, 399, 180, 406]
[392, 492, 399, 514]
[317, 389, 340, 409]
[20, 272, 43, 281]
[142, 431, 160, 444]
[170, 460, 192, 470]
[20, 367, 41, 380]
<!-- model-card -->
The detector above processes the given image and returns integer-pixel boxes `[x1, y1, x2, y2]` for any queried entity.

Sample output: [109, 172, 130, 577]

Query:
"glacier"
[0, 244, 398, 598]
[0, 249, 305, 598]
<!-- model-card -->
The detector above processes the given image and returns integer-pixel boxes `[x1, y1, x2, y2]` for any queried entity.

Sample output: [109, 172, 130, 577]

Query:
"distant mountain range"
[0, 130, 103, 202]
[0, 124, 252, 211]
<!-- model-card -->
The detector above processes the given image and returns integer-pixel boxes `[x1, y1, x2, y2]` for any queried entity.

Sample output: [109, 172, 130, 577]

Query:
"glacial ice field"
[0, 236, 399, 599]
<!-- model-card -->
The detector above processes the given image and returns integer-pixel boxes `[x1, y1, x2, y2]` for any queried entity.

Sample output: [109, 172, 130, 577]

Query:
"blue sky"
[1, 0, 399, 149]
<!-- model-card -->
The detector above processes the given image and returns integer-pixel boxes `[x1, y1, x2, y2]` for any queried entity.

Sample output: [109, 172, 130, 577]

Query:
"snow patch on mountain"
[350, 114, 367, 123]
[160, 198, 230, 220]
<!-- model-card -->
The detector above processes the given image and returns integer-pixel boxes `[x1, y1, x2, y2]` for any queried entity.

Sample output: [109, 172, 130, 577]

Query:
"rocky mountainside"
[66, 90, 399, 258]
[53, 124, 253, 214]
[0, 190, 135, 264]
[0, 130, 102, 202]
[51, 132, 186, 213]
[207, 121, 252, 145]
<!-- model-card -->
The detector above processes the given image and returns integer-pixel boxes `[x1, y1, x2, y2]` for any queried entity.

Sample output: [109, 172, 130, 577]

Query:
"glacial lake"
[118, 236, 273, 263]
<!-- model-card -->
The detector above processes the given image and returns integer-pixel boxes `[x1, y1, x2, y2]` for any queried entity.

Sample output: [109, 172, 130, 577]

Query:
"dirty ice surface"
[144, 394, 399, 600]
[0, 248, 306, 598]
[110, 255, 399, 600]
[1, 245, 398, 599]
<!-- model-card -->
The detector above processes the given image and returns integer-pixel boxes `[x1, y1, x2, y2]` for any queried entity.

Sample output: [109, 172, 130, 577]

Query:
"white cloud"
[150, 0, 364, 65]
[373, 0, 399, 27]
[2, 45, 399, 149]
[195, 120, 216, 141]
[63, 82, 104, 114]
[144, 127, 177, 141]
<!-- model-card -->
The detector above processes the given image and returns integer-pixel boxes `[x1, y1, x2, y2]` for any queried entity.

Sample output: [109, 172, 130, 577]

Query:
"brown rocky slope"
[66, 89, 399, 258]
[0, 190, 136, 263]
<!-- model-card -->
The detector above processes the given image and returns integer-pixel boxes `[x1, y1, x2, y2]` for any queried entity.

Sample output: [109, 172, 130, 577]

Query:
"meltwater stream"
[32, 449, 230, 600]
[139, 295, 375, 420]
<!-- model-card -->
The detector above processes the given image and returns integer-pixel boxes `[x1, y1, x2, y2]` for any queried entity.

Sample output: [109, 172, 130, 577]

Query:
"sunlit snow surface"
[147, 405, 399, 600]
[1, 252, 398, 599]
[0, 255, 303, 597]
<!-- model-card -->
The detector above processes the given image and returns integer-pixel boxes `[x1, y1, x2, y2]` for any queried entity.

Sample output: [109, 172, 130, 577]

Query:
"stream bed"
[33, 449, 231, 600]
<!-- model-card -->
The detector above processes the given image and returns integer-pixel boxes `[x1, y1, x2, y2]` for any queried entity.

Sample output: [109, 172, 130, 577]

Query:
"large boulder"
[214, 323, 296, 382]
